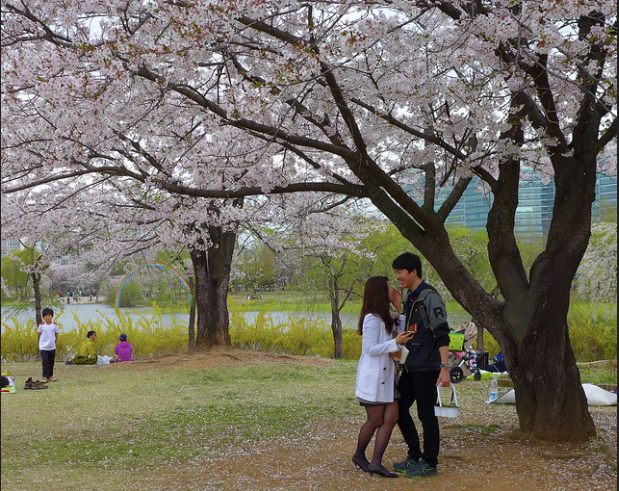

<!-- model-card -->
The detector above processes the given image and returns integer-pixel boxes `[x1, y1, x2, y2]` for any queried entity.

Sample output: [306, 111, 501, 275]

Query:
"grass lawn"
[1, 350, 616, 491]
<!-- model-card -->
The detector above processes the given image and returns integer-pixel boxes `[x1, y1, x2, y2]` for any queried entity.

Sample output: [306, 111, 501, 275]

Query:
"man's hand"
[437, 368, 451, 387]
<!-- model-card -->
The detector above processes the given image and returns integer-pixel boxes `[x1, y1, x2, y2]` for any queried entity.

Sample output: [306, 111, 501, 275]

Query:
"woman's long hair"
[358, 276, 395, 335]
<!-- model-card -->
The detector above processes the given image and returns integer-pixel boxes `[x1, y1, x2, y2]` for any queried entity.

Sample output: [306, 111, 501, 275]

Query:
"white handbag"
[434, 385, 460, 418]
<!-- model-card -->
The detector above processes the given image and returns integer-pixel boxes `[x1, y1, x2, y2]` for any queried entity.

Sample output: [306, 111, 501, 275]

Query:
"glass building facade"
[0, 239, 23, 258]
[438, 170, 616, 240]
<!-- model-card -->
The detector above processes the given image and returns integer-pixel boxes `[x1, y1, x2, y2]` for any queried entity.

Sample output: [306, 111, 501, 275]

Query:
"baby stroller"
[447, 321, 486, 383]
[450, 346, 481, 383]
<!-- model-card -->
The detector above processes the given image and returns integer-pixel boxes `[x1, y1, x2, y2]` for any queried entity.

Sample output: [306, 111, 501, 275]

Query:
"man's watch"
[439, 363, 449, 368]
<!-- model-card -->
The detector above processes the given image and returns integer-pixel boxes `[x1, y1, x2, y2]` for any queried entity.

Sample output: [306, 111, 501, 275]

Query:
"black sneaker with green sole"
[392, 457, 419, 473]
[403, 459, 438, 478]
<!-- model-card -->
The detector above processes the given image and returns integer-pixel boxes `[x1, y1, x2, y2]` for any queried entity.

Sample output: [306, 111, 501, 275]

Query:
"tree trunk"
[330, 309, 343, 359]
[483, 154, 596, 440]
[187, 274, 196, 349]
[326, 268, 343, 359]
[190, 225, 236, 348]
[509, 313, 594, 441]
[363, 148, 597, 441]
[32, 272, 42, 326]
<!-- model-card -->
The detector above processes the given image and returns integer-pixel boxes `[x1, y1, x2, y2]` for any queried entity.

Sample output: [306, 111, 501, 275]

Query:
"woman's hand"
[395, 331, 414, 345]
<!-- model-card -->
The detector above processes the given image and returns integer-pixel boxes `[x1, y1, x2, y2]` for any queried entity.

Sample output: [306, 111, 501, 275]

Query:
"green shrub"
[5, 298, 613, 363]
[105, 283, 143, 307]
[568, 304, 617, 362]
[229, 297, 359, 359]
[275, 317, 329, 356]
[342, 329, 362, 359]
[0, 317, 39, 361]
[1, 305, 188, 362]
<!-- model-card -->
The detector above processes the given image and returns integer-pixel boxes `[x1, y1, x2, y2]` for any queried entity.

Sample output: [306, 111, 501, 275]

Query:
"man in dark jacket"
[392, 252, 451, 478]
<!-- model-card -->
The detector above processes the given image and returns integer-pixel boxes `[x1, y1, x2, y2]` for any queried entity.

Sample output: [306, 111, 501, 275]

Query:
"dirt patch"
[129, 347, 333, 371]
[123, 351, 617, 491]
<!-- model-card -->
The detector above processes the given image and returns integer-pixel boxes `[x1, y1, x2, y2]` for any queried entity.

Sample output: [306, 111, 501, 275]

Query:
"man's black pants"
[396, 369, 441, 467]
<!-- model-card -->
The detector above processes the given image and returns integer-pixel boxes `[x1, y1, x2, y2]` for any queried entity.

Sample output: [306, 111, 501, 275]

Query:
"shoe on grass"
[393, 456, 419, 473]
[403, 459, 438, 478]
[24, 377, 34, 389]
[30, 380, 49, 390]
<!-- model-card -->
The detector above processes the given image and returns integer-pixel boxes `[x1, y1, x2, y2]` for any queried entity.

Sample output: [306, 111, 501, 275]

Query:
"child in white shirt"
[38, 308, 60, 382]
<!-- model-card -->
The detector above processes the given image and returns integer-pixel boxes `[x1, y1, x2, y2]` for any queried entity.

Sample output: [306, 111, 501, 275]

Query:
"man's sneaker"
[403, 459, 438, 478]
[392, 457, 419, 473]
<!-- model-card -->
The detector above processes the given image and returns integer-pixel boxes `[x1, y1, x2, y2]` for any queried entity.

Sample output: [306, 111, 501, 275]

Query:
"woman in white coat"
[352, 276, 413, 478]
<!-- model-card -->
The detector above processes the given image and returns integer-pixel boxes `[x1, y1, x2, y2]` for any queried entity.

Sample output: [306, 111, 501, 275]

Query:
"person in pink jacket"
[114, 334, 133, 362]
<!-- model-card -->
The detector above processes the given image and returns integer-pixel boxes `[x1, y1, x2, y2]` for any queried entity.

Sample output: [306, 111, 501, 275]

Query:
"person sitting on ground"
[115, 334, 133, 362]
[73, 331, 99, 365]
[487, 352, 507, 373]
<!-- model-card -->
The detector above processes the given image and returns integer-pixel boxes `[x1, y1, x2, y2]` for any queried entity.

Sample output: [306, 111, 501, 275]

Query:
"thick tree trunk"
[189, 246, 210, 346]
[509, 318, 594, 441]
[32, 272, 42, 326]
[364, 151, 597, 441]
[482, 153, 596, 441]
[190, 225, 236, 348]
[330, 309, 343, 359]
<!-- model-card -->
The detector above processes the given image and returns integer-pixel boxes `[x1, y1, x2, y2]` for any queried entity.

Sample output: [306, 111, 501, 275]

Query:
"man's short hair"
[42, 308, 54, 317]
[392, 252, 423, 278]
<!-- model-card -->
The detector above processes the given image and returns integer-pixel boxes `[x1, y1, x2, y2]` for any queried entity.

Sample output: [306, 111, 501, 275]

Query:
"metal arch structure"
[115, 262, 192, 308]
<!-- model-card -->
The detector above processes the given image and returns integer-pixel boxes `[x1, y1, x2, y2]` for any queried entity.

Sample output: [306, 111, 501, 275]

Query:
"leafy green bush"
[342, 329, 362, 359]
[275, 317, 329, 356]
[229, 298, 357, 358]
[568, 303, 617, 362]
[1, 306, 188, 362]
[4, 298, 614, 364]
[105, 283, 143, 307]
[0, 317, 39, 361]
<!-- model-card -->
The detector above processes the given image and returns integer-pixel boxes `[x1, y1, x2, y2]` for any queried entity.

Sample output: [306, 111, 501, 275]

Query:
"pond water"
[1, 303, 360, 332]
[1, 302, 470, 333]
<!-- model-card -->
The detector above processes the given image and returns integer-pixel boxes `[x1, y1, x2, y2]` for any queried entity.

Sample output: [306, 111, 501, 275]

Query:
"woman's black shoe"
[367, 464, 399, 478]
[352, 456, 370, 472]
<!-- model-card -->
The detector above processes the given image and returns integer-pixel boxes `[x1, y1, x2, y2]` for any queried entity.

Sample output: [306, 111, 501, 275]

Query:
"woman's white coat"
[355, 313, 405, 403]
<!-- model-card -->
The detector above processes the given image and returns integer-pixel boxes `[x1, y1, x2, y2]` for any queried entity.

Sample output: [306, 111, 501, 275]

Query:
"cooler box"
[448, 332, 465, 352]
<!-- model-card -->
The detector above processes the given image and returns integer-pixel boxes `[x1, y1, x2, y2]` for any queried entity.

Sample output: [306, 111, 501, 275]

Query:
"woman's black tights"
[353, 401, 399, 471]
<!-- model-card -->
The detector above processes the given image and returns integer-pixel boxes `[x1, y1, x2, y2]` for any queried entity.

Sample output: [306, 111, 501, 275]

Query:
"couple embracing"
[353, 252, 452, 478]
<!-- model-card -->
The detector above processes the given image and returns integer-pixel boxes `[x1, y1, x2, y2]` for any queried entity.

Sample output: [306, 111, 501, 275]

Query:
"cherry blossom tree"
[2, 0, 616, 441]
[270, 201, 384, 358]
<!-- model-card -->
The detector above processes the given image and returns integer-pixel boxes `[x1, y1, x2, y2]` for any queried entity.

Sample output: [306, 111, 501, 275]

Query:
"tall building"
[592, 174, 618, 221]
[438, 170, 616, 239]
[1, 239, 24, 258]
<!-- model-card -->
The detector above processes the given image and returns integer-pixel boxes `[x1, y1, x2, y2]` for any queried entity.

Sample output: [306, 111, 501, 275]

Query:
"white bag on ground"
[492, 384, 617, 406]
